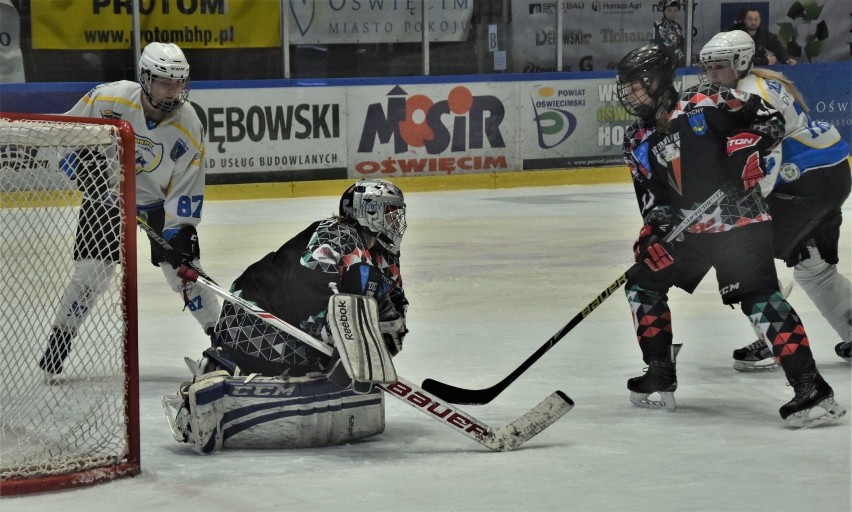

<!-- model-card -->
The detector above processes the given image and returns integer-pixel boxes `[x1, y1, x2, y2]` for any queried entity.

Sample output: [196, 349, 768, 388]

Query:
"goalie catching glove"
[725, 131, 770, 191]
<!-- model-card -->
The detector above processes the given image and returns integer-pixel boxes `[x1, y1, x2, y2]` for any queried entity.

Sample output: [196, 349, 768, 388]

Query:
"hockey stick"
[140, 219, 573, 450]
[422, 187, 730, 405]
[135, 215, 218, 284]
[180, 268, 573, 451]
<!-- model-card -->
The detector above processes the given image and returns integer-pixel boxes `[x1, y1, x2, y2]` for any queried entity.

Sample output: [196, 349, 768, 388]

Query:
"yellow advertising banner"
[31, 0, 280, 50]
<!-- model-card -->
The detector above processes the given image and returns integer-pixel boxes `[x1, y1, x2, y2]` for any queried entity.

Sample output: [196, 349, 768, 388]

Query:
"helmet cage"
[139, 43, 190, 113]
[616, 44, 675, 120]
[617, 76, 660, 119]
[344, 180, 407, 254]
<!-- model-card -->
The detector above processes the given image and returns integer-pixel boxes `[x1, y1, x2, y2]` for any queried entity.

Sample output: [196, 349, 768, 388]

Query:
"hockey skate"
[835, 341, 851, 360]
[627, 357, 677, 411]
[732, 339, 778, 372]
[779, 373, 846, 428]
[162, 382, 193, 443]
[38, 328, 73, 377]
[184, 347, 240, 377]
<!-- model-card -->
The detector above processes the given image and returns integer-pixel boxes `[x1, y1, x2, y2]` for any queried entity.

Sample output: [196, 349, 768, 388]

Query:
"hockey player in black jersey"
[616, 44, 845, 427]
[163, 179, 409, 453]
[210, 178, 408, 377]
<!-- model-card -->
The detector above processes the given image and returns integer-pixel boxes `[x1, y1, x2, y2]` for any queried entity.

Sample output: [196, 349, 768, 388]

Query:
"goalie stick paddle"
[140, 222, 573, 450]
[422, 187, 729, 405]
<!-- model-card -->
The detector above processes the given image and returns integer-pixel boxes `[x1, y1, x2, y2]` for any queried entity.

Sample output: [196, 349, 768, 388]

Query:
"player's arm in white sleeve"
[64, 87, 100, 117]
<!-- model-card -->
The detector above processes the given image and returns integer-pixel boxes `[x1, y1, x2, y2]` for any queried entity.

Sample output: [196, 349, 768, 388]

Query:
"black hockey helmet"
[616, 44, 677, 120]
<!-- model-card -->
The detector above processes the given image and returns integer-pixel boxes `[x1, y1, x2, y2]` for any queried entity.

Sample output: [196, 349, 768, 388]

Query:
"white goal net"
[0, 114, 139, 495]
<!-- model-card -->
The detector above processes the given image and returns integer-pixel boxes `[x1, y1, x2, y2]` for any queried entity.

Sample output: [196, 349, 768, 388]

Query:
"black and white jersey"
[623, 83, 785, 233]
[653, 18, 685, 66]
[218, 218, 405, 374]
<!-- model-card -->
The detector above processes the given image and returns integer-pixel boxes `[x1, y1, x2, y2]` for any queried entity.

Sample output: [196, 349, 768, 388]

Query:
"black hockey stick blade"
[422, 270, 632, 405]
[422, 187, 729, 405]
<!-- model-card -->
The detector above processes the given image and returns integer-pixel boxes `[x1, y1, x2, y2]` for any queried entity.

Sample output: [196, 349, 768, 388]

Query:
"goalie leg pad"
[326, 294, 397, 384]
[222, 375, 384, 448]
[161, 371, 229, 454]
[163, 373, 385, 451]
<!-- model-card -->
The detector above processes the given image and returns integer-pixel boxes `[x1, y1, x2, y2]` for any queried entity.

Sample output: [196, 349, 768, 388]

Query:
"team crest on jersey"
[687, 110, 707, 135]
[99, 109, 123, 120]
[652, 133, 683, 195]
[170, 139, 189, 162]
[779, 162, 801, 183]
[632, 142, 652, 179]
[311, 244, 340, 264]
[134, 134, 164, 174]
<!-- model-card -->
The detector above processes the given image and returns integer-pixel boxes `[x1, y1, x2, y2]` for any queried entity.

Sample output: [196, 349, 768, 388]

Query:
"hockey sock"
[793, 246, 852, 343]
[160, 261, 221, 333]
[743, 291, 817, 380]
[53, 258, 116, 333]
[625, 284, 673, 363]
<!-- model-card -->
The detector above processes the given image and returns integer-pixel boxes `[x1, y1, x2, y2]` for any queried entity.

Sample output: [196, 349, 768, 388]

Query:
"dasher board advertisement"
[347, 82, 521, 178]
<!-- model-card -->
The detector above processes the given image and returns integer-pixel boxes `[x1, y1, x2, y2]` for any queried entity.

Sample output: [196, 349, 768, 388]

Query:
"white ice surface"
[4, 183, 850, 512]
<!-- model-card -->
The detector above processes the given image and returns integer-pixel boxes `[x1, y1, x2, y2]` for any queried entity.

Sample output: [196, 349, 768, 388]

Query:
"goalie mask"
[340, 179, 407, 254]
[139, 42, 190, 113]
[616, 44, 677, 120]
[699, 30, 755, 87]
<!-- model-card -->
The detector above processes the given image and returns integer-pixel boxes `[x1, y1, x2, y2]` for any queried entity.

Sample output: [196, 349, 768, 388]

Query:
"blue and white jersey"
[66, 80, 206, 239]
[738, 73, 849, 197]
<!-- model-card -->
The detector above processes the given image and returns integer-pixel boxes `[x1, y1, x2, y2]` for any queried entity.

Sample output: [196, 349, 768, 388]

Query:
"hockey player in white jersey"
[40, 42, 220, 376]
[699, 31, 852, 371]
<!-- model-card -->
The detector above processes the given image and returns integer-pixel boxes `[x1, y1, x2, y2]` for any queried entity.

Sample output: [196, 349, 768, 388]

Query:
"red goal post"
[0, 113, 140, 495]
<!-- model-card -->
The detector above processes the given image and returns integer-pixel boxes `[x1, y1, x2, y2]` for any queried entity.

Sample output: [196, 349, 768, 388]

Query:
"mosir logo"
[356, 85, 508, 175]
[359, 85, 505, 154]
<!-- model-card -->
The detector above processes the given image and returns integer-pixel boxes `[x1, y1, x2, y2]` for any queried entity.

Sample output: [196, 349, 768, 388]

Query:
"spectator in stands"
[653, 0, 686, 67]
[730, 8, 797, 66]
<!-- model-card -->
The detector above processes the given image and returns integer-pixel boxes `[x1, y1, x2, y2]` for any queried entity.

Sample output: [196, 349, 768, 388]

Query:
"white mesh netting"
[0, 116, 136, 487]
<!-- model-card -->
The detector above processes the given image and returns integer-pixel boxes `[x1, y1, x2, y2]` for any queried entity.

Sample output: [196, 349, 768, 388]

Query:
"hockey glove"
[633, 218, 679, 272]
[379, 314, 407, 356]
[725, 131, 769, 191]
[165, 226, 201, 269]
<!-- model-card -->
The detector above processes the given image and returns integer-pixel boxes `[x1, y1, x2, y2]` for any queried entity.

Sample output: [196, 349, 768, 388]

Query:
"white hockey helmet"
[139, 42, 190, 113]
[699, 30, 756, 76]
[340, 179, 407, 254]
